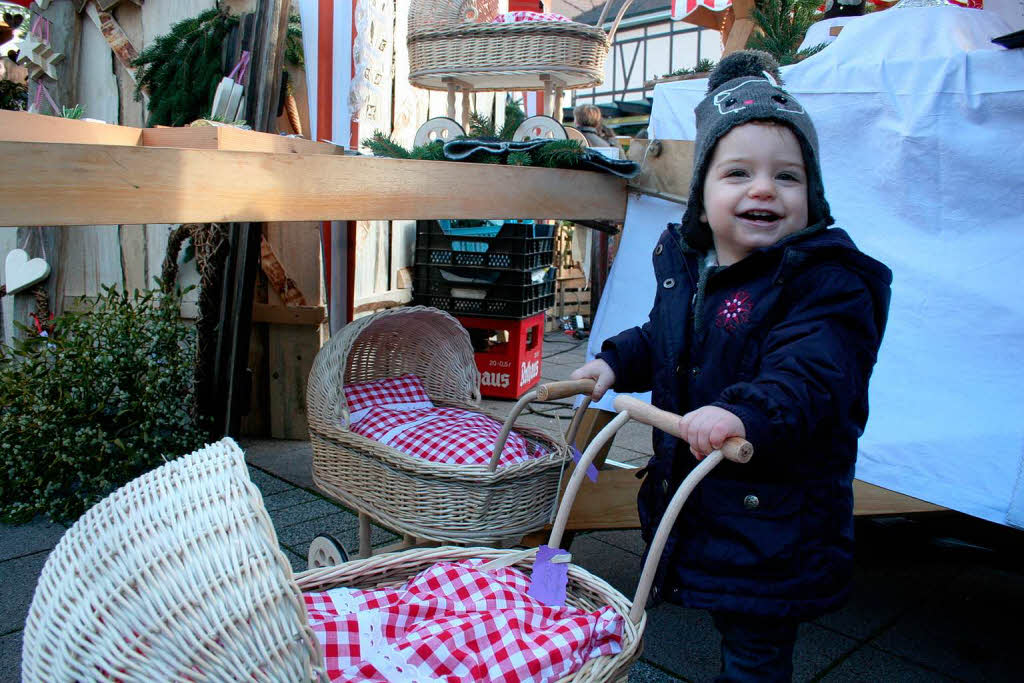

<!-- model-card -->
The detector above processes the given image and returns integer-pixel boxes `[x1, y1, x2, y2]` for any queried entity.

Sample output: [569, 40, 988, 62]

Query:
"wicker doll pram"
[306, 306, 593, 553]
[22, 401, 751, 682]
[407, 0, 636, 92]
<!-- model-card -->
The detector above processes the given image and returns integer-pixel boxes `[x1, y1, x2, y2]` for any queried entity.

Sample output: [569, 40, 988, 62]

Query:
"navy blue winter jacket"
[597, 221, 892, 619]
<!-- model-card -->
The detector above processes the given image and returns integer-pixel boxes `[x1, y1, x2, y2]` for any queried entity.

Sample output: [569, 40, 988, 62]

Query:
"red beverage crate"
[457, 313, 544, 399]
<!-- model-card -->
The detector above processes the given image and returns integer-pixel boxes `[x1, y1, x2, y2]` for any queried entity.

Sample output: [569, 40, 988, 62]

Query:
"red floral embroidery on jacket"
[715, 291, 753, 331]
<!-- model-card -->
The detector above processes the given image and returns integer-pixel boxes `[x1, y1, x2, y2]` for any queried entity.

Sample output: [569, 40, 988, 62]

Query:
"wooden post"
[446, 82, 456, 120]
[111, 1, 147, 294]
[10, 1, 80, 342]
[247, 0, 291, 133]
[722, 0, 756, 57]
[265, 222, 328, 440]
[540, 74, 566, 123]
[219, 222, 263, 437]
[220, 0, 291, 436]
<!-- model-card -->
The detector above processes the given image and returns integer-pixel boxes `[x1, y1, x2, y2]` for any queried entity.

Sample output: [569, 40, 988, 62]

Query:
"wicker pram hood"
[307, 306, 481, 430]
[22, 439, 323, 682]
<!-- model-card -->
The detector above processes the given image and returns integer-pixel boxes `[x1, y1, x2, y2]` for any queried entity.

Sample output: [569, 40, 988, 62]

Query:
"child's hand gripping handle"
[611, 396, 753, 624]
[489, 379, 597, 472]
[613, 396, 752, 463]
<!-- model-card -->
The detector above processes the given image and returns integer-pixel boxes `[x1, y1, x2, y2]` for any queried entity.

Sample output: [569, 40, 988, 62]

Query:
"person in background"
[572, 103, 621, 148]
[570, 51, 892, 681]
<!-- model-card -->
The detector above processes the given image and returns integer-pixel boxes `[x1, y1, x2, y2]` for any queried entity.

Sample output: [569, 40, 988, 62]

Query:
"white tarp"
[586, 194, 683, 412]
[590, 7, 1024, 528]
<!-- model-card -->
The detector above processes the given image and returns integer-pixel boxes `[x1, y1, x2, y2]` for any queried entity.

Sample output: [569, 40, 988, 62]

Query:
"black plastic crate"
[415, 246, 553, 271]
[413, 291, 555, 318]
[414, 263, 552, 287]
[413, 264, 555, 300]
[419, 220, 556, 239]
[415, 220, 555, 263]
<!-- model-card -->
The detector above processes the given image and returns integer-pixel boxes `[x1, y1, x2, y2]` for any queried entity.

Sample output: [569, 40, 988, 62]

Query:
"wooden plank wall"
[11, 0, 217, 324]
[264, 222, 328, 439]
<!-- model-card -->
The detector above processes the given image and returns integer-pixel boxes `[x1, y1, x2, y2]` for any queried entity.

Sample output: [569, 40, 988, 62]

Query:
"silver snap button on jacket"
[654, 244, 663, 255]
[743, 494, 760, 510]
[663, 278, 675, 288]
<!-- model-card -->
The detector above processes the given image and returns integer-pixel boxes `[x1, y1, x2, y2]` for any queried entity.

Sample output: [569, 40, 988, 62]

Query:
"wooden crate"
[546, 224, 592, 330]
[552, 272, 591, 320]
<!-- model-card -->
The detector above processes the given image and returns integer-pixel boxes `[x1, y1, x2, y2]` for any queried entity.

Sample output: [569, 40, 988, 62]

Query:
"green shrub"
[0, 286, 207, 523]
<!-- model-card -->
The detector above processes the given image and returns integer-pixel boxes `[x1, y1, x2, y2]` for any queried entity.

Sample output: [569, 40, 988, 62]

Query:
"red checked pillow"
[343, 374, 433, 420]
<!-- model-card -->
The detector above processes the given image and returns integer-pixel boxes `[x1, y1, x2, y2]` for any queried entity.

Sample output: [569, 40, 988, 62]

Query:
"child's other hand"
[570, 359, 616, 401]
[679, 406, 746, 460]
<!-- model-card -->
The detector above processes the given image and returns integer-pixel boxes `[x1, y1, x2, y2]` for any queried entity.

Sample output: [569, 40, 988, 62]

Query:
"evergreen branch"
[362, 131, 412, 158]
[411, 141, 447, 160]
[498, 97, 526, 140]
[286, 13, 304, 69]
[748, 0, 822, 64]
[131, 8, 237, 125]
[534, 140, 584, 168]
[506, 151, 532, 167]
[467, 111, 495, 138]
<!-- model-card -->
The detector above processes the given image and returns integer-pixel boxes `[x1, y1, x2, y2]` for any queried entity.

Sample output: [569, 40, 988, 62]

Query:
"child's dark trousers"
[712, 611, 800, 682]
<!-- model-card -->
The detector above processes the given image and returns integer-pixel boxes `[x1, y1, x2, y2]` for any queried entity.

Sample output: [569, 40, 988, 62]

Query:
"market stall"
[589, 5, 1024, 528]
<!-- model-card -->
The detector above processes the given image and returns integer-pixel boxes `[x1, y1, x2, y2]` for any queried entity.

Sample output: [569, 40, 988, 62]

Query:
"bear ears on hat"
[707, 50, 783, 93]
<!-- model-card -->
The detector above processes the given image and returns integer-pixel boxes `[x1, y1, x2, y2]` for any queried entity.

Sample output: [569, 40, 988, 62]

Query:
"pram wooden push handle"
[546, 395, 752, 624]
[535, 379, 596, 401]
[489, 379, 596, 471]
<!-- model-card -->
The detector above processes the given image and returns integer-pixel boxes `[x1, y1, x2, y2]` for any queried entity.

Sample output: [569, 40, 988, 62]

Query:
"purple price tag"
[571, 444, 599, 483]
[527, 545, 569, 607]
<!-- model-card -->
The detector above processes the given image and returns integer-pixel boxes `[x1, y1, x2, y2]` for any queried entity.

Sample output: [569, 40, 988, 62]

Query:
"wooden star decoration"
[17, 29, 63, 80]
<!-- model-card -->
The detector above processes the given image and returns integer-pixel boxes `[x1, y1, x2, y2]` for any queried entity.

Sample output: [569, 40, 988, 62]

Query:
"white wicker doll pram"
[305, 306, 596, 555]
[22, 400, 751, 682]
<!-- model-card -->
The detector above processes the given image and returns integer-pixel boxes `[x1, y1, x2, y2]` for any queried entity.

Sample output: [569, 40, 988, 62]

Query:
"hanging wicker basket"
[407, 0, 635, 92]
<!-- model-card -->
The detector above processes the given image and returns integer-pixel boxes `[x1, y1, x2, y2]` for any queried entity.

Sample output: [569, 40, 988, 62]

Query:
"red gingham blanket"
[304, 560, 624, 682]
[350, 406, 535, 466]
[345, 375, 539, 466]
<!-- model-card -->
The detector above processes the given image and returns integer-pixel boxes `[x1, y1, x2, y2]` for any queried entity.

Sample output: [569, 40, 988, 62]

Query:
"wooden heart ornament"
[4, 248, 51, 294]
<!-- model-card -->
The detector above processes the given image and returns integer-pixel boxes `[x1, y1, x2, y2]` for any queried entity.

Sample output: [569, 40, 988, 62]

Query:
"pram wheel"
[308, 534, 349, 569]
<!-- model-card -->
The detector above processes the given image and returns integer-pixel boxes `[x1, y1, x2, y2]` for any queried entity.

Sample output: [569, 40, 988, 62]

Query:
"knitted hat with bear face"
[680, 50, 834, 250]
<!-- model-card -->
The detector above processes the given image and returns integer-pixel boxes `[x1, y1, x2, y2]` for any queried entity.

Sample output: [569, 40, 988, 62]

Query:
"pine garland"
[132, 8, 239, 126]
[360, 99, 590, 169]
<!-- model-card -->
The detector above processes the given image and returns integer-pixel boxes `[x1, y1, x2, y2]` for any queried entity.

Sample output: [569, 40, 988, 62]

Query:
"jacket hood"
[776, 227, 893, 335]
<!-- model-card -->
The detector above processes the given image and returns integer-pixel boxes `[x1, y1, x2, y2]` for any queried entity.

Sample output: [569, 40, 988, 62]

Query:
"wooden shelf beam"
[0, 141, 628, 226]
